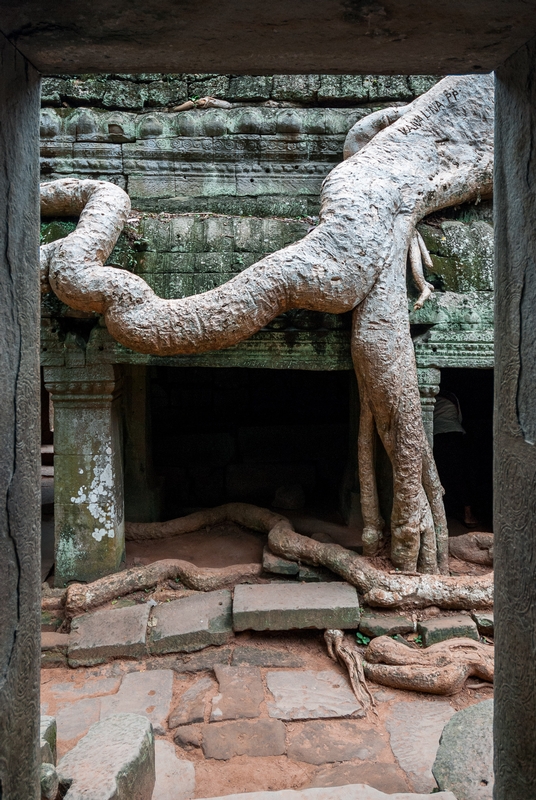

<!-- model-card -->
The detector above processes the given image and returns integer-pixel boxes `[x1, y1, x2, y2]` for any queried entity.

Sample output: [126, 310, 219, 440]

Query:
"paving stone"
[148, 646, 233, 673]
[148, 590, 233, 654]
[263, 546, 299, 575]
[287, 720, 386, 765]
[174, 724, 203, 751]
[40, 715, 57, 764]
[386, 700, 455, 793]
[266, 670, 364, 720]
[49, 676, 121, 703]
[153, 739, 196, 800]
[100, 670, 174, 735]
[169, 676, 215, 728]
[471, 611, 494, 636]
[68, 604, 151, 666]
[201, 719, 286, 760]
[210, 665, 263, 721]
[56, 697, 102, 753]
[196, 786, 457, 799]
[310, 762, 409, 794]
[233, 583, 360, 632]
[57, 714, 155, 800]
[359, 613, 414, 638]
[433, 699, 493, 800]
[231, 645, 304, 668]
[417, 615, 479, 647]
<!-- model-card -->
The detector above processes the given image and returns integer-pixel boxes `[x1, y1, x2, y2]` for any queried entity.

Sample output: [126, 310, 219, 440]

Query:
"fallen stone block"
[202, 719, 286, 760]
[169, 676, 216, 728]
[287, 720, 386, 765]
[231, 645, 304, 668]
[433, 699, 493, 800]
[148, 590, 233, 655]
[266, 669, 364, 720]
[298, 564, 335, 582]
[42, 631, 70, 667]
[359, 613, 414, 639]
[153, 739, 196, 800]
[262, 546, 299, 575]
[57, 713, 155, 800]
[386, 700, 455, 793]
[40, 716, 57, 765]
[68, 604, 151, 666]
[196, 784, 457, 799]
[210, 665, 263, 721]
[100, 670, 173, 735]
[41, 763, 59, 800]
[471, 611, 494, 636]
[417, 615, 479, 647]
[233, 583, 360, 632]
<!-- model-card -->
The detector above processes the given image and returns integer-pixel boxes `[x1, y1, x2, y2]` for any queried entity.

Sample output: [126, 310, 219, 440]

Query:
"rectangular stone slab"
[417, 615, 479, 647]
[68, 604, 151, 666]
[148, 590, 233, 654]
[196, 786, 457, 800]
[233, 583, 360, 631]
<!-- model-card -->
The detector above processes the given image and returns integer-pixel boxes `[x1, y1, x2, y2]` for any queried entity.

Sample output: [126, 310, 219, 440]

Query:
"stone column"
[44, 365, 125, 587]
[0, 32, 41, 800]
[417, 367, 441, 447]
[494, 34, 536, 800]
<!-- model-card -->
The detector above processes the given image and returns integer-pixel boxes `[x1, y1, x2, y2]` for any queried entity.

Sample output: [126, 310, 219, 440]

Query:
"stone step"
[148, 590, 233, 654]
[359, 613, 414, 639]
[68, 604, 151, 667]
[196, 786, 457, 800]
[232, 582, 360, 631]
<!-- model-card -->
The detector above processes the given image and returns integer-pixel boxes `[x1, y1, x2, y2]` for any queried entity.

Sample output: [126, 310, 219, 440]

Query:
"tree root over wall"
[58, 503, 492, 618]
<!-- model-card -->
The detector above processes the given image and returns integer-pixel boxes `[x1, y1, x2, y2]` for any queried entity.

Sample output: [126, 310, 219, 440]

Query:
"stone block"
[68, 604, 151, 666]
[432, 699, 493, 800]
[210, 665, 263, 721]
[41, 763, 59, 800]
[174, 724, 203, 751]
[195, 786, 456, 799]
[471, 611, 494, 636]
[232, 583, 360, 631]
[100, 670, 174, 735]
[262, 546, 299, 575]
[271, 75, 321, 102]
[359, 613, 414, 638]
[266, 670, 364, 720]
[148, 590, 233, 654]
[40, 716, 57, 765]
[41, 632, 69, 654]
[231, 646, 304, 668]
[386, 700, 455, 793]
[56, 697, 102, 756]
[298, 564, 334, 582]
[201, 719, 286, 760]
[228, 76, 273, 101]
[57, 714, 155, 800]
[161, 645, 233, 673]
[153, 739, 196, 800]
[169, 676, 215, 728]
[417, 615, 479, 647]
[310, 763, 409, 794]
[287, 720, 386, 765]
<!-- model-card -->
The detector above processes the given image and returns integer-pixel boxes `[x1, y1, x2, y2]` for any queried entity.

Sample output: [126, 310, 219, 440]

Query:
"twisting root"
[409, 231, 435, 310]
[325, 629, 376, 714]
[363, 635, 494, 695]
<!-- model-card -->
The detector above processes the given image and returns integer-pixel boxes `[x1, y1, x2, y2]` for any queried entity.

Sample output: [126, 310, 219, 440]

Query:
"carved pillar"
[44, 365, 125, 587]
[122, 365, 160, 522]
[494, 34, 536, 800]
[417, 367, 441, 447]
[0, 32, 41, 800]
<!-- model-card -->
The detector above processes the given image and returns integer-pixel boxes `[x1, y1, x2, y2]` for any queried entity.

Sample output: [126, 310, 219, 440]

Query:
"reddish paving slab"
[210, 665, 264, 721]
[202, 719, 287, 760]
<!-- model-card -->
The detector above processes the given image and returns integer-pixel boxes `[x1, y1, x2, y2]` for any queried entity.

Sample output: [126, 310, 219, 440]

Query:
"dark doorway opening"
[436, 368, 494, 530]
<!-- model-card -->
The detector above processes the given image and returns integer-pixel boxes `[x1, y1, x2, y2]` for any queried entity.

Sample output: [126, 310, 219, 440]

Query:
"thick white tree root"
[41, 75, 494, 574]
[325, 629, 376, 713]
[363, 635, 494, 695]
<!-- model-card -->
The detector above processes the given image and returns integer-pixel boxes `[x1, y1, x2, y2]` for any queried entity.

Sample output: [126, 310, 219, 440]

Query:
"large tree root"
[50, 503, 494, 617]
[64, 560, 262, 618]
[363, 635, 494, 695]
[325, 629, 376, 714]
[41, 74, 494, 575]
[449, 532, 493, 566]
